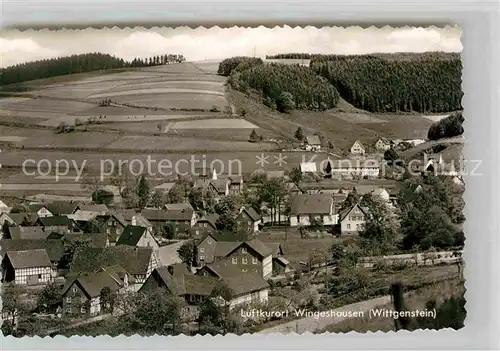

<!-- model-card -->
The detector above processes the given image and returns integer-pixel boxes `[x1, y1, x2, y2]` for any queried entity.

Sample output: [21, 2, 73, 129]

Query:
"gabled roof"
[70, 246, 153, 276]
[275, 256, 291, 266]
[63, 265, 132, 298]
[77, 204, 109, 215]
[117, 210, 152, 228]
[165, 202, 193, 211]
[28, 204, 51, 213]
[141, 209, 170, 221]
[223, 273, 270, 296]
[339, 203, 370, 222]
[210, 179, 228, 194]
[243, 239, 272, 258]
[290, 194, 333, 215]
[69, 210, 98, 222]
[5, 249, 51, 269]
[46, 201, 80, 216]
[164, 208, 195, 221]
[305, 135, 321, 145]
[65, 232, 108, 248]
[377, 137, 390, 144]
[214, 241, 241, 257]
[9, 226, 47, 240]
[38, 215, 72, 227]
[116, 225, 148, 246]
[6, 213, 39, 226]
[351, 140, 365, 150]
[239, 206, 260, 222]
[227, 175, 243, 184]
[197, 213, 219, 228]
[0, 239, 64, 262]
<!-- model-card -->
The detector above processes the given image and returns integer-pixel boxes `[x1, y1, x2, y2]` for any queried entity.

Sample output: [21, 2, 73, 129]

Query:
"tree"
[166, 183, 185, 204]
[2, 285, 28, 334]
[177, 241, 196, 267]
[248, 129, 259, 143]
[384, 148, 399, 161]
[92, 188, 114, 205]
[10, 203, 28, 213]
[339, 192, 360, 213]
[294, 127, 304, 141]
[136, 175, 150, 209]
[37, 282, 62, 314]
[215, 212, 237, 232]
[276, 91, 296, 112]
[323, 160, 332, 178]
[134, 289, 184, 335]
[150, 190, 166, 208]
[58, 237, 91, 269]
[199, 282, 239, 334]
[289, 167, 302, 184]
[2, 220, 12, 239]
[162, 222, 176, 239]
[100, 286, 116, 314]
[258, 178, 287, 225]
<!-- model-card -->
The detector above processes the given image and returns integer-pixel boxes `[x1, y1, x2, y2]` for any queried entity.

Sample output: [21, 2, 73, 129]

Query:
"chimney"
[131, 216, 137, 226]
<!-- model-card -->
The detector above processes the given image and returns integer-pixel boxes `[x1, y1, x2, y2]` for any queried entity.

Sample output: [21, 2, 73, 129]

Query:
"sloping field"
[102, 80, 225, 94]
[192, 60, 222, 74]
[20, 131, 121, 148]
[168, 118, 258, 129]
[105, 135, 274, 152]
[100, 93, 228, 110]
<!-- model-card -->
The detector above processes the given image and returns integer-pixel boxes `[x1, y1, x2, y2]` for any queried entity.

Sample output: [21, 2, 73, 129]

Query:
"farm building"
[236, 206, 261, 233]
[191, 213, 219, 237]
[9, 226, 47, 240]
[304, 135, 322, 151]
[116, 223, 159, 253]
[329, 159, 380, 179]
[1, 249, 53, 285]
[350, 140, 366, 155]
[28, 204, 54, 218]
[62, 265, 135, 317]
[289, 194, 338, 227]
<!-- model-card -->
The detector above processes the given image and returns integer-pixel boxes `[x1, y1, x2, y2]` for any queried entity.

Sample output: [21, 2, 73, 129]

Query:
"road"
[258, 295, 392, 334]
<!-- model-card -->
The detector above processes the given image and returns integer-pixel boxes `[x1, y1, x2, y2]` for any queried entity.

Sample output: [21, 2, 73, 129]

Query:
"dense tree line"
[311, 53, 462, 113]
[0, 52, 187, 86]
[427, 111, 464, 140]
[228, 62, 339, 112]
[217, 57, 263, 76]
[265, 53, 312, 59]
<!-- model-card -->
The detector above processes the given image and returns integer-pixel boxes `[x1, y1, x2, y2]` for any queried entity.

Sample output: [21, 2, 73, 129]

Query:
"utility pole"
[253, 46, 256, 58]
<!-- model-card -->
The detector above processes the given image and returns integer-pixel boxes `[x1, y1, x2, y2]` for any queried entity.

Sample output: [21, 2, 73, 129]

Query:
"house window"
[200, 255, 205, 261]
[203, 272, 208, 276]
[242, 248, 247, 254]
[208, 239, 212, 244]
[106, 228, 110, 234]
[73, 287, 78, 293]
[203, 223, 207, 227]
[248, 221, 251, 226]
[80, 307, 86, 314]
[195, 230, 199, 235]
[232, 257, 237, 264]
[252, 257, 258, 264]
[108, 221, 113, 226]
[242, 257, 248, 265]
[189, 295, 195, 302]
[347, 224, 351, 229]
[38, 274, 42, 279]
[116, 228, 120, 234]
[200, 247, 205, 253]
[66, 297, 72, 303]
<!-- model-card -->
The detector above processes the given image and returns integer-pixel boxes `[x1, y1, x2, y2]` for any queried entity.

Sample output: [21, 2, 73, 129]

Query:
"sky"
[0, 26, 462, 68]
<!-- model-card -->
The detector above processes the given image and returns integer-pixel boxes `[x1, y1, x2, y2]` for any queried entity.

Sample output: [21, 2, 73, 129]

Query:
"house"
[0, 239, 64, 267]
[227, 175, 244, 194]
[300, 162, 318, 174]
[141, 265, 269, 310]
[209, 179, 230, 200]
[28, 204, 54, 218]
[374, 137, 391, 151]
[0, 212, 39, 227]
[195, 236, 273, 279]
[339, 203, 370, 235]
[62, 265, 135, 317]
[164, 208, 197, 234]
[35, 215, 75, 234]
[304, 135, 322, 151]
[9, 226, 47, 240]
[70, 246, 158, 288]
[236, 206, 261, 233]
[371, 187, 390, 202]
[328, 159, 380, 179]
[2, 249, 53, 285]
[0, 199, 12, 214]
[116, 224, 159, 253]
[191, 213, 219, 237]
[165, 202, 194, 212]
[353, 186, 391, 202]
[273, 256, 294, 276]
[46, 201, 81, 216]
[350, 140, 366, 155]
[117, 209, 153, 230]
[289, 194, 338, 227]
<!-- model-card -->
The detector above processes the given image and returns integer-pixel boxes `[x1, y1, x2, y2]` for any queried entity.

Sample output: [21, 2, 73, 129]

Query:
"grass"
[258, 230, 345, 266]
[321, 277, 465, 333]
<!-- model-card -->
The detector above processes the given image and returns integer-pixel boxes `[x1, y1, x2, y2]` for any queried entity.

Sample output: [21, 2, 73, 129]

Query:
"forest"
[310, 53, 463, 113]
[0, 53, 186, 86]
[265, 53, 312, 59]
[220, 58, 340, 112]
[427, 111, 464, 140]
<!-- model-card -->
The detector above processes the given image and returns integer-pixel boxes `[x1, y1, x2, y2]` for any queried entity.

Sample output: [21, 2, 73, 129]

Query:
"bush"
[427, 112, 464, 140]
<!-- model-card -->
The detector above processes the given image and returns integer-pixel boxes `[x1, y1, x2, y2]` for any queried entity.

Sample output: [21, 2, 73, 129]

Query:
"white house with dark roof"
[375, 137, 391, 151]
[339, 203, 371, 235]
[1, 249, 53, 285]
[289, 194, 338, 227]
[236, 206, 262, 233]
[116, 223, 159, 253]
[350, 140, 366, 155]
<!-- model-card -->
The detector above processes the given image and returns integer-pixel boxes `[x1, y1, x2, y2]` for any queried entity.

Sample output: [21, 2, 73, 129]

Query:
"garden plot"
[105, 135, 274, 152]
[168, 118, 258, 129]
[99, 93, 228, 110]
[0, 97, 94, 114]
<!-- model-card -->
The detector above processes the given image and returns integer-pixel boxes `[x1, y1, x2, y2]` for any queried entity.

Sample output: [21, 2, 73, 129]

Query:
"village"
[0, 128, 465, 335]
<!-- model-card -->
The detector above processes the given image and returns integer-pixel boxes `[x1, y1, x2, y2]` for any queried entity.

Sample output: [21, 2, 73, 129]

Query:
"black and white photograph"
[0, 25, 466, 337]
